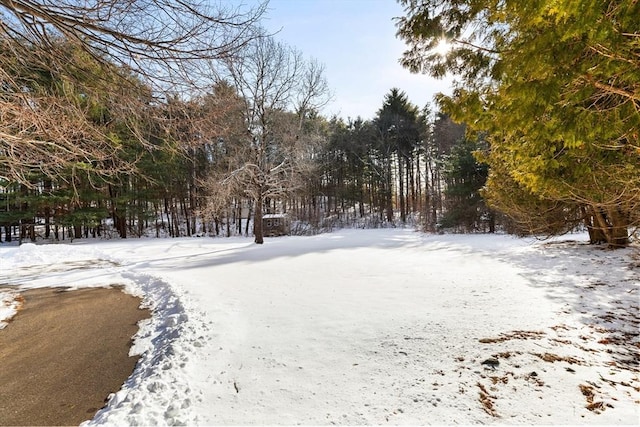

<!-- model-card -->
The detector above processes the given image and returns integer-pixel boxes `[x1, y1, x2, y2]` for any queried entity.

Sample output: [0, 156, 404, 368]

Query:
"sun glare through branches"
[433, 37, 453, 56]
[434, 38, 452, 56]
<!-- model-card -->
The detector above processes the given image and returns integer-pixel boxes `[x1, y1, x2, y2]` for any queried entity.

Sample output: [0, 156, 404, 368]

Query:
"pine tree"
[375, 89, 423, 223]
[440, 137, 493, 232]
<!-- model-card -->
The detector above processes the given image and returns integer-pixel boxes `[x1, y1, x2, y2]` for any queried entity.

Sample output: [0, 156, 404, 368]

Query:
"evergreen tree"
[375, 88, 423, 223]
[397, 0, 640, 246]
[440, 137, 493, 232]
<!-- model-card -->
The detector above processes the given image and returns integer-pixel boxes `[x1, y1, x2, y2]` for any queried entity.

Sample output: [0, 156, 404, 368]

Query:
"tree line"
[1, 0, 636, 247]
[0, 42, 492, 243]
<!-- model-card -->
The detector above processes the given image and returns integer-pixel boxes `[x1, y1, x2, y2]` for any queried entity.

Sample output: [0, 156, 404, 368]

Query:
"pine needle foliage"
[397, 0, 640, 246]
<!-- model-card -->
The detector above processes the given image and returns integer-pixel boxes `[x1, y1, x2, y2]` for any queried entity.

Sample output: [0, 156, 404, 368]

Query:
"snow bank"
[0, 290, 22, 329]
[85, 273, 210, 426]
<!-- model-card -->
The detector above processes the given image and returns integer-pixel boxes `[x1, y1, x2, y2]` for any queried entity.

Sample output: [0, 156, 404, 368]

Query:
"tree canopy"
[0, 0, 265, 187]
[0, 0, 265, 90]
[396, 0, 640, 246]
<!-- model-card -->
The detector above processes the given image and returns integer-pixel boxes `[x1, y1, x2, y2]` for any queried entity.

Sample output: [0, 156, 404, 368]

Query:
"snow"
[0, 290, 21, 330]
[0, 229, 638, 425]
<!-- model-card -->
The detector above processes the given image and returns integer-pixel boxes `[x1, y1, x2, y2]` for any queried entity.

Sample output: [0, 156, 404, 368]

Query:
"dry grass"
[479, 330, 546, 344]
[532, 352, 582, 364]
[580, 383, 613, 413]
[477, 382, 499, 417]
[489, 376, 509, 385]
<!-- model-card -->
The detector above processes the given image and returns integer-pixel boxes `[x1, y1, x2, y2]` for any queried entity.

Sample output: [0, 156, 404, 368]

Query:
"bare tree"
[0, 0, 265, 89]
[295, 59, 332, 130]
[214, 32, 330, 244]
[0, 0, 265, 187]
[0, 40, 146, 186]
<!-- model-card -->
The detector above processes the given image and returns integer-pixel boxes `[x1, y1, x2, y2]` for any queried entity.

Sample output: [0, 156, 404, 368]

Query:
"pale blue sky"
[237, 0, 452, 120]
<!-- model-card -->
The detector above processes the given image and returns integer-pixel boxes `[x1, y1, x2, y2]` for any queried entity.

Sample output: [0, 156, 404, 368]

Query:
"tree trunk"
[254, 196, 264, 244]
[237, 200, 242, 235]
[591, 205, 629, 248]
[171, 202, 179, 237]
[182, 198, 191, 237]
[116, 213, 127, 238]
[398, 155, 406, 223]
[245, 202, 252, 236]
[584, 206, 606, 244]
[385, 159, 393, 222]
[607, 207, 630, 247]
[408, 156, 416, 214]
[488, 211, 496, 233]
[109, 185, 126, 239]
[44, 178, 52, 240]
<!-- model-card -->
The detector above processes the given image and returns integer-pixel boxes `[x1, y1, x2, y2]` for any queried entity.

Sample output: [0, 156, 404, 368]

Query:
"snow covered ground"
[0, 229, 638, 425]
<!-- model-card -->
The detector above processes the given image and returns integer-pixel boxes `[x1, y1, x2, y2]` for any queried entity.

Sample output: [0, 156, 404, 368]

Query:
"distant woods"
[0, 61, 490, 242]
[318, 89, 493, 234]
[0, 1, 494, 244]
[2, 0, 635, 246]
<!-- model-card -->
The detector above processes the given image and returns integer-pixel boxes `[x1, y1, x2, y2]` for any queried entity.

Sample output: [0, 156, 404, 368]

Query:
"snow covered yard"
[0, 229, 638, 425]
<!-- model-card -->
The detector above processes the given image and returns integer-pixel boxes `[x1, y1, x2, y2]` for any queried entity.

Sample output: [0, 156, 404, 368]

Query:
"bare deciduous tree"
[212, 32, 330, 244]
[295, 59, 332, 130]
[0, 0, 265, 187]
[0, 41, 145, 185]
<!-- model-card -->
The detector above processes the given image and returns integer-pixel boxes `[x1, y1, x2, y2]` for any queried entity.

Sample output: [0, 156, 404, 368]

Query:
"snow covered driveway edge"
[0, 290, 22, 329]
[84, 272, 210, 426]
[0, 242, 210, 425]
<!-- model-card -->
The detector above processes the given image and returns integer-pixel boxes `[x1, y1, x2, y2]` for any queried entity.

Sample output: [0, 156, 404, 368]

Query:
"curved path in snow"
[0, 287, 147, 425]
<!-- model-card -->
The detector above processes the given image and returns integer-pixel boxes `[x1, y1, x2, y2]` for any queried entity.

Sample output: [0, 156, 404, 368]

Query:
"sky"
[238, 0, 453, 120]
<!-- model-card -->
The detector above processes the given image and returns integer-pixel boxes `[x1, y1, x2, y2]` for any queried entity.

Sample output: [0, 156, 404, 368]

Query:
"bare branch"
[0, 0, 266, 90]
